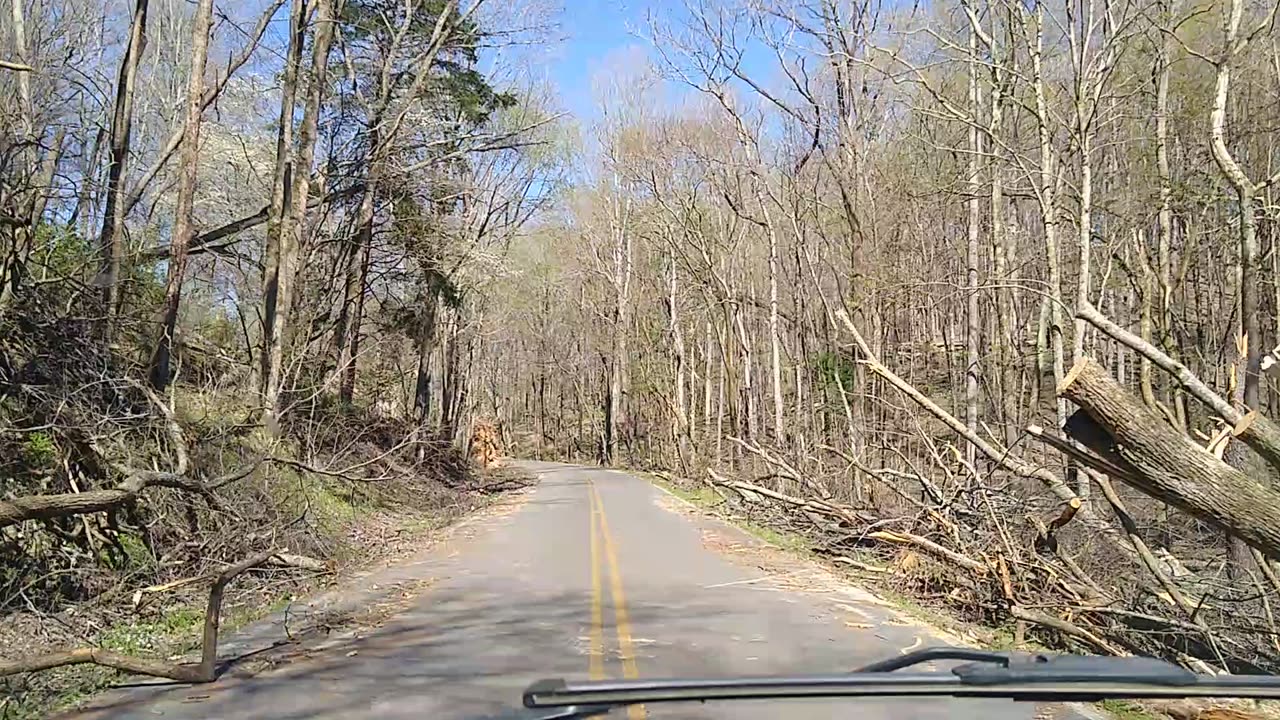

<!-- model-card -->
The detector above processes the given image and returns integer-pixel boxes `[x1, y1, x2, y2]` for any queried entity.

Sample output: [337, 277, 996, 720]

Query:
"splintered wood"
[469, 418, 502, 468]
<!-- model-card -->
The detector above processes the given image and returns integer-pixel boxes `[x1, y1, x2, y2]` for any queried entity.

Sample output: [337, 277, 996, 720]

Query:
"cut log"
[1059, 358, 1280, 560]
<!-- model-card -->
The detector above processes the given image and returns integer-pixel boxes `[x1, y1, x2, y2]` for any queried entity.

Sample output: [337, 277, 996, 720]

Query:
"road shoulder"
[60, 477, 538, 718]
[639, 469, 1110, 720]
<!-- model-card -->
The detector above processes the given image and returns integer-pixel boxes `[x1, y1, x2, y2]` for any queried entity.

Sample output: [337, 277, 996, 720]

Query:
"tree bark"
[337, 197, 375, 403]
[1059, 358, 1280, 559]
[258, 0, 305, 397]
[602, 191, 632, 466]
[1076, 300, 1280, 474]
[96, 0, 149, 338]
[148, 0, 215, 390]
[1029, 3, 1066, 431]
[965, 0, 981, 469]
[262, 0, 337, 433]
[412, 292, 439, 426]
[1210, 0, 1262, 412]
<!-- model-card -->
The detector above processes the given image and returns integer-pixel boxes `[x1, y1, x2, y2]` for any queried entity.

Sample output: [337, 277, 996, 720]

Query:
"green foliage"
[33, 222, 93, 279]
[811, 350, 856, 394]
[21, 432, 56, 468]
[337, 0, 512, 127]
[87, 532, 151, 575]
[1099, 700, 1160, 720]
[99, 607, 204, 656]
[118, 533, 153, 570]
[341, 0, 473, 46]
[433, 60, 518, 126]
[128, 260, 167, 311]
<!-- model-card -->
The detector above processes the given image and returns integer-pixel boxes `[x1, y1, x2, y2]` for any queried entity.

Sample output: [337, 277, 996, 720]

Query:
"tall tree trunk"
[413, 289, 440, 423]
[96, 0, 149, 339]
[1212, 0, 1267, 575]
[8, 0, 31, 136]
[1030, 3, 1066, 431]
[758, 191, 785, 442]
[262, 0, 337, 433]
[334, 148, 379, 398]
[668, 255, 689, 464]
[988, 19, 1017, 447]
[703, 317, 713, 441]
[1, 0, 33, 310]
[602, 192, 632, 466]
[965, 1, 981, 468]
[149, 0, 215, 390]
[258, 0, 304, 396]
[1210, 0, 1261, 411]
[339, 236, 373, 403]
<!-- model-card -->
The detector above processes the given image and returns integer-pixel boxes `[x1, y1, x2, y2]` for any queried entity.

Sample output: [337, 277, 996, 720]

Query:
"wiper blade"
[521, 646, 1280, 716]
[856, 645, 1198, 686]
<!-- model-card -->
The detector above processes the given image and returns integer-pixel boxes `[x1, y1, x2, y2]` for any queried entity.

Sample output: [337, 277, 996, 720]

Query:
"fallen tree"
[1077, 300, 1280, 474]
[0, 550, 286, 682]
[665, 308, 1279, 672]
[1057, 358, 1280, 560]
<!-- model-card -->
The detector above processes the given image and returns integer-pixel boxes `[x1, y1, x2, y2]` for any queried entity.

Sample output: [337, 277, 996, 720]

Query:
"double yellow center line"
[587, 480, 646, 719]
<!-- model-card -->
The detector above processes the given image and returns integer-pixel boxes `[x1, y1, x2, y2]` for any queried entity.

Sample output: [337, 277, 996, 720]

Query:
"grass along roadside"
[644, 472, 969, 629]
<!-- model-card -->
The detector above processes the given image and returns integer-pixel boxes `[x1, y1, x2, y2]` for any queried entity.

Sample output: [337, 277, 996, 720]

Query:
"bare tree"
[262, 0, 338, 432]
[148, 0, 216, 389]
[96, 0, 150, 337]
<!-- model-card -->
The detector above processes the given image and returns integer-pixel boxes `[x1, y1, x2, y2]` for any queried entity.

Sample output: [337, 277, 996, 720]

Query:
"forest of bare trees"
[11, 0, 1280, 712]
[1, 0, 559, 711]
[477, 0, 1280, 676]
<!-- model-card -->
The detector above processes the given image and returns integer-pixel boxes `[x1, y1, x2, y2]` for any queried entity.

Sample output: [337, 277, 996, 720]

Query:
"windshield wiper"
[507, 647, 1280, 719]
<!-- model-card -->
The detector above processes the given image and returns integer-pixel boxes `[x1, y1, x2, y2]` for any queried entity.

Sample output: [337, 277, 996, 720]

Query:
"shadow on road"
[71, 584, 729, 720]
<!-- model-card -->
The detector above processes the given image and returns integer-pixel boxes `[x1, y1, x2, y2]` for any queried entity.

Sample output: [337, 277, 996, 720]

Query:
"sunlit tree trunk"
[263, 0, 337, 433]
[96, 0, 149, 339]
[258, 0, 304, 397]
[149, 0, 215, 390]
[964, 0, 981, 468]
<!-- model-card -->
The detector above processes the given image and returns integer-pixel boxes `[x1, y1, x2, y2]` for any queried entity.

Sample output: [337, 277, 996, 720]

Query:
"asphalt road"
[73, 462, 1079, 720]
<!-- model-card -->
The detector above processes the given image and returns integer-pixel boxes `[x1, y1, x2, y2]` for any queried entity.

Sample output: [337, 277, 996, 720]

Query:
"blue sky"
[545, 0, 785, 127]
[549, 0, 656, 122]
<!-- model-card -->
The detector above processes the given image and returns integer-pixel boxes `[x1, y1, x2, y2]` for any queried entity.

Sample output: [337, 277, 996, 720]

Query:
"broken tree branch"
[0, 457, 277, 529]
[0, 550, 282, 682]
[1009, 604, 1126, 655]
[866, 530, 988, 574]
[1091, 472, 1200, 618]
[835, 309, 1078, 502]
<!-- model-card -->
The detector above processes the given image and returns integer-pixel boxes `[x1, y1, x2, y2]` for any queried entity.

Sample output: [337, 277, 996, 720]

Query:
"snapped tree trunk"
[1059, 358, 1280, 559]
[1210, 0, 1262, 411]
